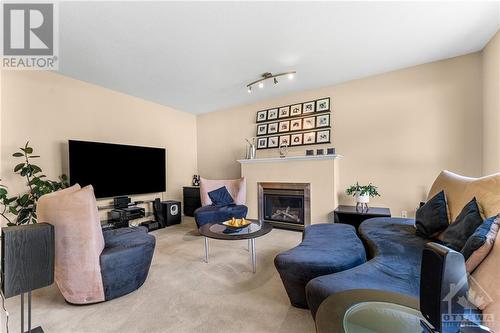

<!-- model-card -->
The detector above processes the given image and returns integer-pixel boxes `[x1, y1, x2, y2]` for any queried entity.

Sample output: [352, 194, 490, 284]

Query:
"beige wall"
[1, 71, 197, 210]
[482, 30, 500, 175]
[197, 53, 483, 217]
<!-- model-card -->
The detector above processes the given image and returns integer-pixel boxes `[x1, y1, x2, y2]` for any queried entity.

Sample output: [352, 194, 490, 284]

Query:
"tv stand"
[99, 198, 155, 231]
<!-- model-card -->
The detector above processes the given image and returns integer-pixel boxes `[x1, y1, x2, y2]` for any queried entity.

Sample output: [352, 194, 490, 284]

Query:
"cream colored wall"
[1, 71, 197, 212]
[197, 53, 483, 217]
[482, 30, 500, 175]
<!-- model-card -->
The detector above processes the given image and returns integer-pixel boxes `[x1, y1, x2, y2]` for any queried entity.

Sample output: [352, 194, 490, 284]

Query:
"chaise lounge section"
[306, 217, 427, 318]
[274, 223, 366, 308]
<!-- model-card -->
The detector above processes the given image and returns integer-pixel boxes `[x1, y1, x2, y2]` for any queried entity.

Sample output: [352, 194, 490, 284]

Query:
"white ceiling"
[58, 1, 500, 114]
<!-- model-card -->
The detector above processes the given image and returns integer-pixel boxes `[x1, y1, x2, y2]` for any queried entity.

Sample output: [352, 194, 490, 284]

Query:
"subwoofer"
[153, 200, 181, 227]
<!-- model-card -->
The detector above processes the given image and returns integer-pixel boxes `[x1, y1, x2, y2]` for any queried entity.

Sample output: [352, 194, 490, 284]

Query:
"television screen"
[69, 140, 166, 198]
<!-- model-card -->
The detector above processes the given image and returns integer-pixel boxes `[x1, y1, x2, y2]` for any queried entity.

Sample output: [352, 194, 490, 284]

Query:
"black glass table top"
[199, 219, 273, 240]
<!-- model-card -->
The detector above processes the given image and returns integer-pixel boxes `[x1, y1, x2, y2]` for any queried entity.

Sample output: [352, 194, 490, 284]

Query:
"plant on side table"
[346, 182, 380, 211]
[0, 142, 69, 226]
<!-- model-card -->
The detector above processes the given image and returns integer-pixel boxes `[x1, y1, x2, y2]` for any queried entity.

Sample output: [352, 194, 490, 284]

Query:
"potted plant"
[346, 182, 380, 211]
[0, 142, 69, 226]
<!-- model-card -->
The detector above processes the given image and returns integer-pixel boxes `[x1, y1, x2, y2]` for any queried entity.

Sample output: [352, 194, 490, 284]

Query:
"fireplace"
[258, 182, 311, 231]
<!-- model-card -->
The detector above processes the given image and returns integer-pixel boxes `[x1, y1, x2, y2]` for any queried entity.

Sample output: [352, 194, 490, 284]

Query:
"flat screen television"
[69, 140, 166, 198]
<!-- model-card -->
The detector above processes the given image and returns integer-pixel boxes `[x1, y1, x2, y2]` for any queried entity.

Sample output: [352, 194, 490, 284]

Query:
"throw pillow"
[415, 191, 449, 238]
[462, 215, 500, 273]
[208, 186, 235, 207]
[440, 197, 484, 251]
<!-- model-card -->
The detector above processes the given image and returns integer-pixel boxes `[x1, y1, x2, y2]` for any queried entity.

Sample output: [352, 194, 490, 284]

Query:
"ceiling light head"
[245, 70, 296, 93]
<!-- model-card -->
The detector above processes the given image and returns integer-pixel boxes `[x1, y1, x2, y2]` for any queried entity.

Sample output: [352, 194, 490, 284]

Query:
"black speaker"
[1, 223, 55, 298]
[154, 200, 181, 227]
[420, 242, 467, 333]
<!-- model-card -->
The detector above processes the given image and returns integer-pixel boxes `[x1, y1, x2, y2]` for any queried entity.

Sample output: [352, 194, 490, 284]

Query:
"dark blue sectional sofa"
[306, 217, 428, 318]
[275, 217, 429, 319]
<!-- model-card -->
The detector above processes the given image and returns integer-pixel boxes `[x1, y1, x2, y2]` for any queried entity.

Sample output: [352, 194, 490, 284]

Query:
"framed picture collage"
[255, 97, 331, 149]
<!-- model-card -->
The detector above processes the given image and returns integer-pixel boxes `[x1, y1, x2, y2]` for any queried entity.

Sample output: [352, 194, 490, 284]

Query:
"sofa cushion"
[274, 224, 366, 308]
[461, 215, 500, 273]
[208, 186, 235, 207]
[36, 184, 105, 304]
[427, 170, 474, 223]
[440, 198, 483, 251]
[415, 191, 449, 238]
[194, 204, 248, 228]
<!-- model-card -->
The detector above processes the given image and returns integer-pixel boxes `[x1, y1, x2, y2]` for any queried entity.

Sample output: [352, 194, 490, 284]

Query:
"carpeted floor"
[2, 217, 315, 333]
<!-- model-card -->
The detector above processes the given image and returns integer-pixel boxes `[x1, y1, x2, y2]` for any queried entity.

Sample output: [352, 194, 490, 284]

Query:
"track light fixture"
[246, 71, 296, 93]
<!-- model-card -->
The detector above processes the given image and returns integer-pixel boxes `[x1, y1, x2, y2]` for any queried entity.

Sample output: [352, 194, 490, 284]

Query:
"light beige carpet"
[2, 217, 315, 333]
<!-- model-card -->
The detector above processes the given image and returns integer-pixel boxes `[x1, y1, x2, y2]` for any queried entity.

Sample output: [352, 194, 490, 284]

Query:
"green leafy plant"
[0, 142, 69, 226]
[346, 182, 380, 198]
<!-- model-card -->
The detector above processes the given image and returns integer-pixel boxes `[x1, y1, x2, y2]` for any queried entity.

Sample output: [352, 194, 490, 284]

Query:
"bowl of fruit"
[222, 217, 251, 230]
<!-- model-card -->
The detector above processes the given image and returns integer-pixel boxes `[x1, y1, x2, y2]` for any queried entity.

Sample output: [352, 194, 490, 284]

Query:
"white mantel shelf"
[237, 154, 343, 164]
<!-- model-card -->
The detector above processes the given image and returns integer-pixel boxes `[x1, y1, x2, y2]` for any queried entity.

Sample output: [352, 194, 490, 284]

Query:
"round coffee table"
[199, 219, 272, 273]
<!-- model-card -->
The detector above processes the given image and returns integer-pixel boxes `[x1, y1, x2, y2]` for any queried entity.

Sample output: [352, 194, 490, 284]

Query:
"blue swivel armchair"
[194, 177, 248, 228]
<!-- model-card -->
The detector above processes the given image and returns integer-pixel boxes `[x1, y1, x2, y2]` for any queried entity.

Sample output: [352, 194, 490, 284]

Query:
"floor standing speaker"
[1, 223, 55, 333]
[420, 242, 467, 333]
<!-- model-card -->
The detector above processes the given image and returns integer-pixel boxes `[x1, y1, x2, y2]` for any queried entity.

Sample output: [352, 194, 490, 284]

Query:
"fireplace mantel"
[237, 154, 342, 164]
[239, 155, 340, 224]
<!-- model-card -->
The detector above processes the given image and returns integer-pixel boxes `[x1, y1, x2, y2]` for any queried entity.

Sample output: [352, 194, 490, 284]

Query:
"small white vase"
[355, 192, 370, 204]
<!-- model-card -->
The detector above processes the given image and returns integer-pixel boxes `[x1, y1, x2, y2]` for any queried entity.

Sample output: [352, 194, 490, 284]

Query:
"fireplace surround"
[258, 182, 311, 230]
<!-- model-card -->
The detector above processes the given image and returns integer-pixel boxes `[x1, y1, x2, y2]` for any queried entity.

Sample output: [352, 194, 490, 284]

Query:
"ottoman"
[274, 223, 366, 308]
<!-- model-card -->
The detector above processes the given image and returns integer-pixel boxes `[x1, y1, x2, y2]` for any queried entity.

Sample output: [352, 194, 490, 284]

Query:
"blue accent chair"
[194, 177, 248, 229]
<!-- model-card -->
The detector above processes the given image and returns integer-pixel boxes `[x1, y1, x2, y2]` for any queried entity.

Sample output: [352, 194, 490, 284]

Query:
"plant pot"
[355, 192, 370, 204]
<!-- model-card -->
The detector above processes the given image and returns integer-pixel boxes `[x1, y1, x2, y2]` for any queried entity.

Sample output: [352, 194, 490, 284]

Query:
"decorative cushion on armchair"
[37, 184, 155, 304]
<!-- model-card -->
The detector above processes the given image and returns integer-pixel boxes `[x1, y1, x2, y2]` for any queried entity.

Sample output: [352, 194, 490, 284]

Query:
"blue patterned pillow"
[208, 186, 235, 207]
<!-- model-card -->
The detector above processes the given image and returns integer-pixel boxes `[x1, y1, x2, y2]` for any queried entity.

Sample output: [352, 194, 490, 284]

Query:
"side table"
[183, 186, 201, 217]
[334, 205, 391, 231]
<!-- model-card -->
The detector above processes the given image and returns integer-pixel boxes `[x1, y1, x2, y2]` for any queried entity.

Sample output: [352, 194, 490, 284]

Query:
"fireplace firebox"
[258, 183, 311, 231]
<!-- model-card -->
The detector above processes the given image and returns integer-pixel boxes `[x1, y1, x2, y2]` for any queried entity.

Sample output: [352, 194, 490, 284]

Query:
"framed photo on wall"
[303, 101, 315, 114]
[316, 98, 330, 112]
[279, 120, 290, 133]
[316, 130, 330, 143]
[290, 118, 302, 131]
[267, 108, 278, 120]
[316, 114, 330, 128]
[257, 137, 267, 149]
[257, 124, 267, 136]
[267, 136, 279, 148]
[303, 117, 315, 130]
[279, 135, 290, 146]
[290, 104, 302, 116]
[290, 133, 303, 146]
[278, 106, 290, 118]
[256, 110, 267, 122]
[303, 131, 316, 144]
[267, 122, 278, 134]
